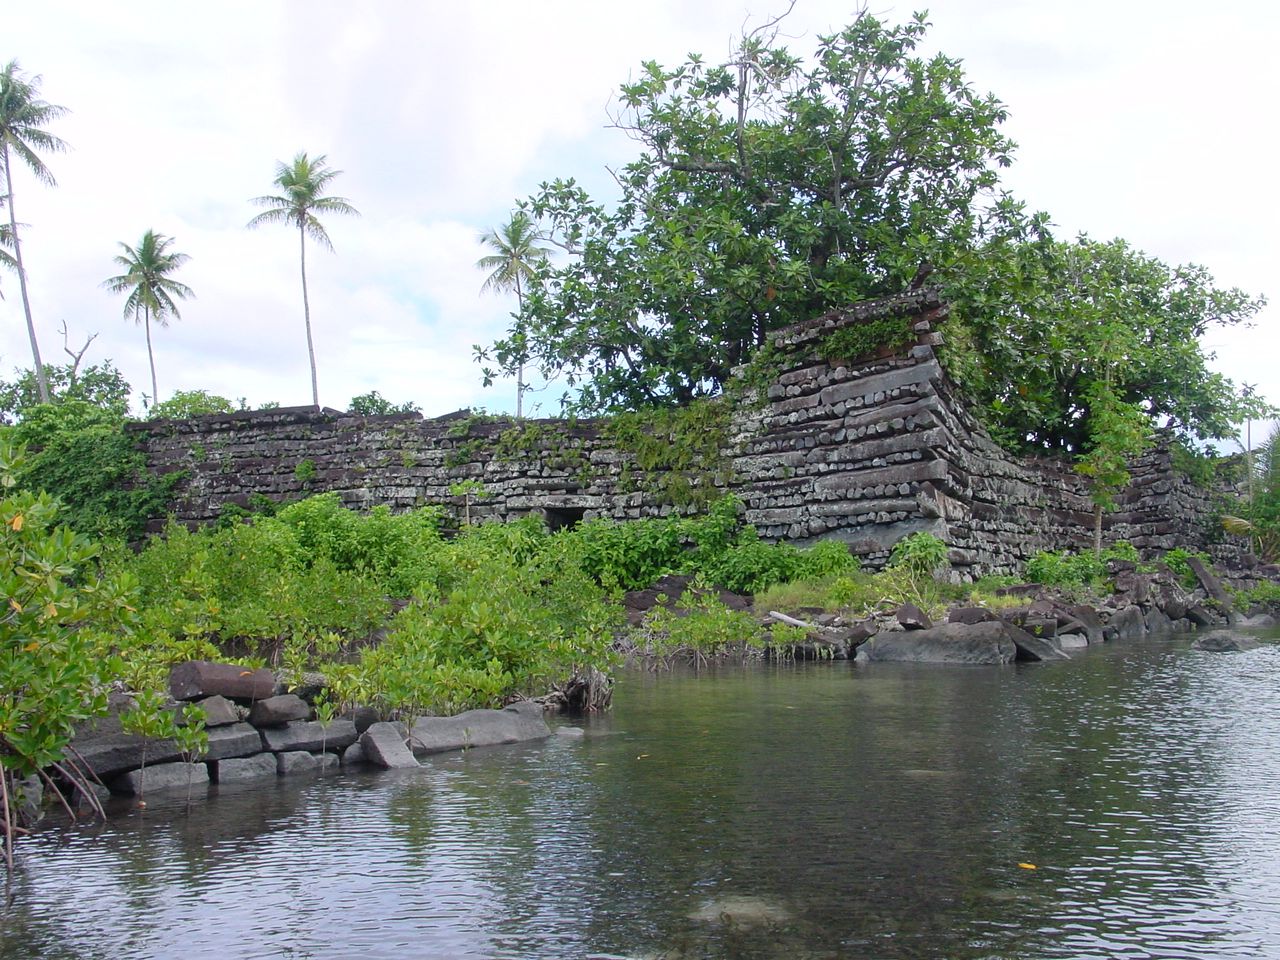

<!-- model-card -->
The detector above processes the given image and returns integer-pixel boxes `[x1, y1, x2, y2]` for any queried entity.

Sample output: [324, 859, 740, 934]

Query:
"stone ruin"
[128, 289, 1249, 579]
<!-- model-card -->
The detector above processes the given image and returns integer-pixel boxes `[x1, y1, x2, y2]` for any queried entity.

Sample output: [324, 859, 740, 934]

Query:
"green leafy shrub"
[1026, 550, 1105, 587]
[888, 531, 949, 576]
[149, 390, 240, 419]
[0, 442, 141, 854]
[1161, 547, 1211, 589]
[357, 545, 617, 715]
[639, 582, 763, 665]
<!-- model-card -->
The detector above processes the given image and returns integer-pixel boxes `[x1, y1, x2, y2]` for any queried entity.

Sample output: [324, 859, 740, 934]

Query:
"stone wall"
[129, 290, 1241, 577]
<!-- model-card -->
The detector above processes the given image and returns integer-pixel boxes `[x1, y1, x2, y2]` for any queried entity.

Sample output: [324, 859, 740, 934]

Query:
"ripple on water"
[3, 639, 1280, 959]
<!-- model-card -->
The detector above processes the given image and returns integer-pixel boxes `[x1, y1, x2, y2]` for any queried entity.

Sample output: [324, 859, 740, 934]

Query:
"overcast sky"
[4, 0, 1277, 437]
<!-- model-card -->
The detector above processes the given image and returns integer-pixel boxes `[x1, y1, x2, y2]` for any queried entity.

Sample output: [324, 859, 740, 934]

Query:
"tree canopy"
[103, 229, 194, 406]
[247, 152, 359, 409]
[478, 11, 1018, 411]
[0, 60, 68, 404]
[476, 9, 1265, 459]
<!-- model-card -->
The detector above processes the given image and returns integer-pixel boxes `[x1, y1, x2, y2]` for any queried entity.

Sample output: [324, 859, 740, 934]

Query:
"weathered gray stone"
[1108, 604, 1147, 641]
[948, 607, 996, 625]
[75, 734, 182, 781]
[341, 742, 367, 766]
[170, 661, 275, 702]
[409, 702, 551, 756]
[195, 695, 242, 727]
[204, 722, 266, 761]
[111, 761, 209, 796]
[555, 726, 585, 739]
[1007, 624, 1069, 662]
[215, 753, 278, 783]
[259, 719, 358, 753]
[1146, 606, 1174, 635]
[360, 722, 420, 769]
[1191, 630, 1261, 652]
[1057, 632, 1089, 649]
[855, 622, 1017, 665]
[1238, 613, 1277, 630]
[276, 751, 322, 776]
[896, 603, 932, 630]
[248, 694, 311, 728]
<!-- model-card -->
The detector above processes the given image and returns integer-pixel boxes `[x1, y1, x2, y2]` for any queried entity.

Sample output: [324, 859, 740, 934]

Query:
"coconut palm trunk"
[300, 223, 318, 408]
[2, 143, 48, 403]
[143, 303, 157, 405]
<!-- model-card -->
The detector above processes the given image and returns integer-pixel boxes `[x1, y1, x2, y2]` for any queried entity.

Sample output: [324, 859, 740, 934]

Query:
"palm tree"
[247, 152, 358, 408]
[103, 230, 193, 406]
[0, 61, 68, 404]
[476, 212, 549, 418]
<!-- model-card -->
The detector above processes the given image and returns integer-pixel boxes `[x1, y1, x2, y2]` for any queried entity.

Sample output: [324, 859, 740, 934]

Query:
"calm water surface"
[3, 635, 1280, 959]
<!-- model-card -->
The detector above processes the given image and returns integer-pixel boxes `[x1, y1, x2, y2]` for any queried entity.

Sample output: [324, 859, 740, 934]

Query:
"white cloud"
[0, 0, 1275, 430]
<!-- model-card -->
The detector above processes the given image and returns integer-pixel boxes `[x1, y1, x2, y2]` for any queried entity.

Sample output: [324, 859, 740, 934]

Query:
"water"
[4, 635, 1280, 959]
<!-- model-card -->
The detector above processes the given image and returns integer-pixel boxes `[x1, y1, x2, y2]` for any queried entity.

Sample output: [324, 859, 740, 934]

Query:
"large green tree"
[476, 212, 550, 417]
[247, 152, 358, 408]
[103, 230, 194, 407]
[944, 235, 1267, 454]
[477, 11, 1017, 411]
[0, 61, 68, 405]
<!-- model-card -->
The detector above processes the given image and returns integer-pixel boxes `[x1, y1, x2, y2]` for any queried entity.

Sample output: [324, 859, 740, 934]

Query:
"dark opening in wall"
[544, 506, 585, 532]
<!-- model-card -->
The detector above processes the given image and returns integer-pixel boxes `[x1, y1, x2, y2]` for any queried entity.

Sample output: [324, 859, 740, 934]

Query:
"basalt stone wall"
[128, 290, 1241, 577]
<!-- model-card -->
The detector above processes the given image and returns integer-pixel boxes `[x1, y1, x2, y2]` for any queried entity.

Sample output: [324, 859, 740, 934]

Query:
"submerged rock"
[409, 701, 551, 755]
[688, 894, 792, 925]
[856, 621, 1017, 664]
[1191, 631, 1262, 652]
[110, 761, 209, 796]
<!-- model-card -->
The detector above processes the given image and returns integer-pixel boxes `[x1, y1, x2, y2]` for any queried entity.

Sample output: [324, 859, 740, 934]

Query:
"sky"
[3, 0, 1278, 439]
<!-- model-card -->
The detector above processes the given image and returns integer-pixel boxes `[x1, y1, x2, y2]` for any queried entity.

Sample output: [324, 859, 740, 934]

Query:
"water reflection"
[3, 636, 1279, 959]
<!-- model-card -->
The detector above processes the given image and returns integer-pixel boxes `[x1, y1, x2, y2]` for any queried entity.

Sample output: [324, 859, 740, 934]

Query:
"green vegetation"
[478, 11, 1016, 413]
[247, 152, 359, 409]
[820, 314, 916, 365]
[149, 389, 239, 420]
[1024, 541, 1140, 589]
[0, 442, 140, 868]
[348, 390, 420, 416]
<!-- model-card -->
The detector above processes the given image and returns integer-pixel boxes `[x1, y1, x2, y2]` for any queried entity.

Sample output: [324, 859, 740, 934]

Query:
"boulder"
[1185, 604, 1220, 628]
[1068, 605, 1105, 644]
[341, 742, 367, 767]
[1057, 632, 1089, 650]
[947, 607, 996, 625]
[248, 694, 311, 728]
[360, 722, 420, 769]
[169, 661, 275, 703]
[259, 719, 358, 754]
[855, 621, 1017, 665]
[345, 705, 381, 735]
[110, 761, 209, 797]
[1007, 624, 1070, 662]
[896, 603, 932, 630]
[75, 733, 181, 781]
[203, 722, 266, 761]
[195, 695, 242, 727]
[276, 751, 322, 776]
[1018, 617, 1058, 640]
[409, 701, 551, 756]
[1108, 604, 1147, 641]
[214, 753, 278, 783]
[1238, 613, 1277, 630]
[1186, 557, 1236, 613]
[1191, 631, 1261, 652]
[1146, 606, 1174, 635]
